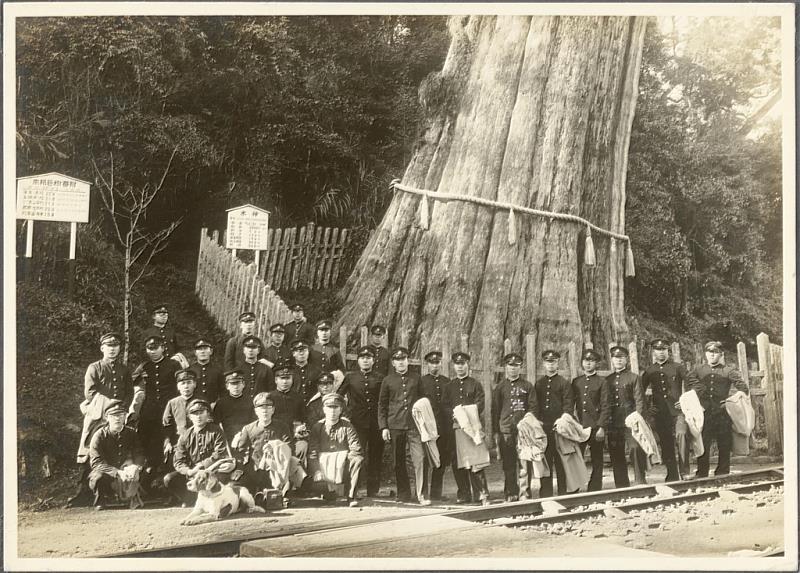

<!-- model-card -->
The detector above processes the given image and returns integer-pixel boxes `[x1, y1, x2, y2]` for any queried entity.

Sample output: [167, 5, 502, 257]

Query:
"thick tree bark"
[336, 16, 647, 358]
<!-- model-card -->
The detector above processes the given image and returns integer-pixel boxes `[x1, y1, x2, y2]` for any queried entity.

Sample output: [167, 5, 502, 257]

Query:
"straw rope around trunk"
[390, 179, 635, 277]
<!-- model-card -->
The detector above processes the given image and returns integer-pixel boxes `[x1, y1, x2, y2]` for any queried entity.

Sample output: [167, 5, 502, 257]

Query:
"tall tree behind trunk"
[336, 16, 647, 358]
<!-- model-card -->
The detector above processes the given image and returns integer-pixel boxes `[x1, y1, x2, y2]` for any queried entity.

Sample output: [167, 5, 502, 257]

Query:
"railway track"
[100, 466, 783, 558]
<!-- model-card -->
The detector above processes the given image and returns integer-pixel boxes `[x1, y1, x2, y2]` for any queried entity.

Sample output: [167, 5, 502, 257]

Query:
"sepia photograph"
[3, 2, 796, 570]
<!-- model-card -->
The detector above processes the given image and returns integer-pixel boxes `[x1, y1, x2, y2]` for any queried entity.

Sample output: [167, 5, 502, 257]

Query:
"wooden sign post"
[226, 204, 270, 275]
[16, 173, 91, 295]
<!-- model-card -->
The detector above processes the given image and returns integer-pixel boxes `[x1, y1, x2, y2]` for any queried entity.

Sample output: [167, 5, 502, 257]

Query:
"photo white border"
[4, 2, 796, 571]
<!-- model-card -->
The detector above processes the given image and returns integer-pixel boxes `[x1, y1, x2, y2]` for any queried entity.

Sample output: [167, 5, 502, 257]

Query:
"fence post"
[339, 325, 348, 368]
[736, 341, 750, 389]
[480, 343, 495, 442]
[628, 340, 639, 374]
[196, 227, 207, 294]
[441, 336, 451, 378]
[567, 341, 578, 381]
[756, 333, 782, 456]
[671, 342, 682, 364]
[525, 335, 536, 383]
[360, 326, 368, 348]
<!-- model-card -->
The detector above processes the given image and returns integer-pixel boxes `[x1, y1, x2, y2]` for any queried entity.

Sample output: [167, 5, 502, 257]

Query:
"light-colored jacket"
[516, 413, 549, 478]
[257, 439, 307, 494]
[554, 413, 590, 491]
[625, 411, 662, 468]
[678, 389, 705, 457]
[725, 391, 755, 456]
[412, 397, 441, 468]
[453, 404, 490, 471]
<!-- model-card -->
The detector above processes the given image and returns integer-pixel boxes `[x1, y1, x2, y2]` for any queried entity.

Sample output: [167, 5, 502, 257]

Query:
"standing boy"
[535, 350, 575, 497]
[571, 349, 609, 491]
[492, 353, 538, 502]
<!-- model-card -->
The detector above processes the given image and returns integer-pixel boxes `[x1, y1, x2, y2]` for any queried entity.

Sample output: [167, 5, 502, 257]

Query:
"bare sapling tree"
[91, 147, 183, 361]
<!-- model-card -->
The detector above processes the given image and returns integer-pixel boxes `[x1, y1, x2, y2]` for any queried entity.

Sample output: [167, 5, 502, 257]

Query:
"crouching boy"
[88, 402, 145, 510]
[235, 393, 306, 503]
[308, 393, 363, 507]
[163, 399, 228, 506]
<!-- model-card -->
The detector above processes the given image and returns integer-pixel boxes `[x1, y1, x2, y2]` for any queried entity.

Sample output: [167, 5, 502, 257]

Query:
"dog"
[180, 458, 265, 526]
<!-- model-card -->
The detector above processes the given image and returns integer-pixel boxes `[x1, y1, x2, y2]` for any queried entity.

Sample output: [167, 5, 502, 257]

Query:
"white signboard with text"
[16, 173, 91, 223]
[226, 204, 270, 251]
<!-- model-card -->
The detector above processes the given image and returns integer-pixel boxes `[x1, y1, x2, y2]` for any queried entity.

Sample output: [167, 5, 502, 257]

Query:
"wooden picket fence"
[329, 326, 784, 457]
[234, 222, 351, 291]
[196, 228, 293, 336]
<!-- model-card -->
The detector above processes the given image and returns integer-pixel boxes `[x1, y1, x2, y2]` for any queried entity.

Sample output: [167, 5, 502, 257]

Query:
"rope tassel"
[508, 208, 516, 245]
[625, 240, 636, 277]
[419, 193, 430, 230]
[584, 227, 596, 267]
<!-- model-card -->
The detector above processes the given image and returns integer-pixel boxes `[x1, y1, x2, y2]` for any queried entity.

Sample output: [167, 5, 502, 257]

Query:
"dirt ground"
[14, 460, 784, 559]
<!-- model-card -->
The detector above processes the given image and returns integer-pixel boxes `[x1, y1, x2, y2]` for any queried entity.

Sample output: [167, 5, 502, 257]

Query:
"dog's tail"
[206, 457, 236, 474]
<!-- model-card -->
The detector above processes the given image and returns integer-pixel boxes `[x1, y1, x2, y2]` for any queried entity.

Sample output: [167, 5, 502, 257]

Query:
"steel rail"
[498, 479, 783, 527]
[99, 466, 783, 558]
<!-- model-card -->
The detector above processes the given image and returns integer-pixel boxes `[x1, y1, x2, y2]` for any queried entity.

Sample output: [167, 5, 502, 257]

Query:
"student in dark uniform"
[268, 361, 306, 431]
[604, 345, 646, 487]
[240, 335, 275, 400]
[224, 311, 256, 371]
[163, 399, 228, 505]
[442, 351, 490, 505]
[535, 349, 575, 497]
[420, 351, 451, 501]
[262, 324, 291, 368]
[88, 403, 145, 510]
[492, 352, 538, 502]
[571, 349, 609, 491]
[337, 345, 384, 497]
[687, 341, 748, 478]
[285, 303, 315, 345]
[134, 336, 179, 481]
[378, 347, 429, 505]
[213, 369, 256, 448]
[311, 320, 345, 377]
[641, 338, 684, 482]
[142, 303, 179, 357]
[289, 339, 323, 403]
[369, 325, 390, 377]
[187, 338, 224, 404]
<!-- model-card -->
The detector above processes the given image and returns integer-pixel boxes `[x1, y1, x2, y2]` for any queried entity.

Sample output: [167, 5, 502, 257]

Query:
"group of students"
[73, 301, 751, 511]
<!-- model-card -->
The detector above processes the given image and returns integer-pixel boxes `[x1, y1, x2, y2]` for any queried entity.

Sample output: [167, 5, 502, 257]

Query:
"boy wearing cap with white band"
[686, 341, 748, 478]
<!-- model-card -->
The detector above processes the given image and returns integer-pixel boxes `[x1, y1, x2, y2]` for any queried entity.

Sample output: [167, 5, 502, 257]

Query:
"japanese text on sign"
[226, 206, 270, 250]
[16, 174, 90, 223]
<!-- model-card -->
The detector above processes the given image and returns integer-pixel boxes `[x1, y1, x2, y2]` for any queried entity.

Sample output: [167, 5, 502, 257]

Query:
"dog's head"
[185, 457, 235, 493]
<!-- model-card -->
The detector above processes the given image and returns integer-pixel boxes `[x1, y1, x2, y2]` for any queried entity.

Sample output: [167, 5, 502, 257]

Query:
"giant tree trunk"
[336, 16, 647, 358]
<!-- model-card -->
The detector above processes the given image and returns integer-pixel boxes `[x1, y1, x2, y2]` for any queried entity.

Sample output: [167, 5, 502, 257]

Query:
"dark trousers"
[674, 414, 692, 478]
[578, 428, 605, 491]
[653, 412, 680, 482]
[607, 429, 630, 488]
[498, 431, 532, 497]
[88, 472, 115, 506]
[389, 429, 427, 501]
[697, 411, 733, 477]
[430, 423, 452, 499]
[163, 471, 196, 505]
[355, 424, 384, 496]
[540, 429, 568, 497]
[241, 465, 273, 493]
[138, 414, 166, 478]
